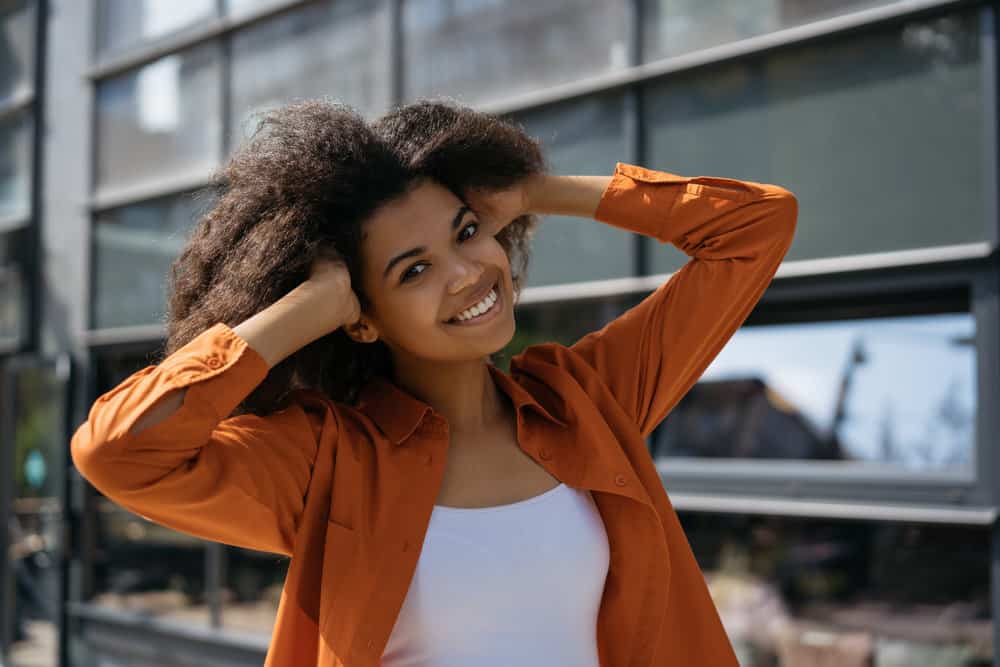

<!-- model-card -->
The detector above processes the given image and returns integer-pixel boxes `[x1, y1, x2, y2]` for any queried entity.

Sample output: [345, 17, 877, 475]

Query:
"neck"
[390, 354, 507, 436]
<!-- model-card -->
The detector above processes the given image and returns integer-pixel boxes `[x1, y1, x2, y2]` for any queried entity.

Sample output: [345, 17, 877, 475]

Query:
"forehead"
[362, 180, 464, 255]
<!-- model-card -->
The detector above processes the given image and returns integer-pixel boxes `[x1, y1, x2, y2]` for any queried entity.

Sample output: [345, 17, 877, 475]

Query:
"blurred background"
[0, 0, 996, 665]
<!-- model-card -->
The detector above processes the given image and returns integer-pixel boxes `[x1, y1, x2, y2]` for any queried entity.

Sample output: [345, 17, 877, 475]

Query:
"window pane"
[230, 1, 390, 148]
[0, 229, 28, 342]
[8, 362, 67, 665]
[0, 0, 36, 103]
[220, 546, 288, 635]
[85, 348, 211, 627]
[0, 112, 32, 222]
[642, 0, 899, 60]
[650, 312, 975, 475]
[503, 292, 643, 355]
[645, 12, 983, 273]
[680, 513, 991, 665]
[96, 0, 218, 58]
[510, 95, 633, 286]
[93, 193, 204, 329]
[95, 44, 221, 192]
[403, 0, 629, 106]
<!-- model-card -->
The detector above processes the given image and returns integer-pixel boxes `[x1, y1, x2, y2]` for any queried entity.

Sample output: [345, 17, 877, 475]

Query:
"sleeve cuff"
[592, 162, 688, 242]
[158, 323, 270, 419]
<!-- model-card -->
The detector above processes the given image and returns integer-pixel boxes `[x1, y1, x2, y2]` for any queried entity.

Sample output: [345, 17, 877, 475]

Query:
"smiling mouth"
[445, 281, 501, 325]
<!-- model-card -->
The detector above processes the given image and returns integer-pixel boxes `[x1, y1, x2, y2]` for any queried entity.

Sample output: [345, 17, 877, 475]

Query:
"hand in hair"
[465, 178, 536, 236]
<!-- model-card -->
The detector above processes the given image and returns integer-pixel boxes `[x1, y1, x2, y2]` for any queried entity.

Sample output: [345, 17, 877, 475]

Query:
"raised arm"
[70, 259, 360, 556]
[525, 162, 797, 437]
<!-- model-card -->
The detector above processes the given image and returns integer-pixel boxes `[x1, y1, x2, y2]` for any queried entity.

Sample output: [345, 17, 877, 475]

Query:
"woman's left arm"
[508, 162, 798, 437]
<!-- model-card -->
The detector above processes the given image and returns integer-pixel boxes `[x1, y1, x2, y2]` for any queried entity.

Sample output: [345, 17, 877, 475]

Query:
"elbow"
[767, 186, 798, 237]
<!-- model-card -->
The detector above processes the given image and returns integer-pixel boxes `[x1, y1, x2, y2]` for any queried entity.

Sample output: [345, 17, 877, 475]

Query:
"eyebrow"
[383, 205, 471, 279]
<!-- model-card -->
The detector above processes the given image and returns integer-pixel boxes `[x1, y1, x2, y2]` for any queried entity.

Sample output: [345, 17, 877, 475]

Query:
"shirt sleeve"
[567, 162, 798, 437]
[69, 323, 324, 556]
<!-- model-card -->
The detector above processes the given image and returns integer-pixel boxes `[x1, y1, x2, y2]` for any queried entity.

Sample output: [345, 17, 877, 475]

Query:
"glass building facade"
[1, 1, 998, 665]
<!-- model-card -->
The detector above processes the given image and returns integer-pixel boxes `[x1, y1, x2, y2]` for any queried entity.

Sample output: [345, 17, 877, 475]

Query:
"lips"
[445, 279, 499, 323]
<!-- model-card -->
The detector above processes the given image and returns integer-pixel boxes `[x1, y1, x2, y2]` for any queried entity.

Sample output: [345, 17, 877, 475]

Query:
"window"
[641, 0, 900, 61]
[0, 0, 36, 104]
[0, 112, 32, 224]
[403, 0, 629, 106]
[0, 229, 28, 344]
[95, 0, 218, 59]
[644, 12, 984, 273]
[650, 311, 976, 477]
[84, 347, 213, 627]
[230, 0, 390, 148]
[95, 44, 222, 193]
[509, 95, 634, 287]
[92, 192, 205, 329]
[679, 511, 991, 665]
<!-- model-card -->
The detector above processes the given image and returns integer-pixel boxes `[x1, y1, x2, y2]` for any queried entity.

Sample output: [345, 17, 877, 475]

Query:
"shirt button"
[614, 474, 627, 487]
[424, 452, 433, 466]
[206, 356, 222, 369]
[539, 447, 552, 461]
[367, 639, 376, 650]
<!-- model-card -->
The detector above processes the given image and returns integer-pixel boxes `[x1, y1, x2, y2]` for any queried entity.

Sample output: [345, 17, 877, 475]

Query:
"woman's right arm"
[70, 260, 360, 557]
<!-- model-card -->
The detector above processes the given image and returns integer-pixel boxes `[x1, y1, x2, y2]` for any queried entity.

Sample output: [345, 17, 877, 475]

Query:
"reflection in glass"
[0, 229, 27, 342]
[680, 512, 991, 665]
[221, 546, 289, 635]
[95, 45, 221, 191]
[93, 192, 205, 329]
[642, 0, 897, 61]
[0, 0, 35, 104]
[85, 348, 211, 626]
[403, 0, 629, 106]
[96, 0, 217, 57]
[230, 0, 390, 148]
[509, 95, 634, 286]
[645, 12, 983, 273]
[7, 362, 67, 665]
[650, 312, 975, 474]
[0, 113, 31, 222]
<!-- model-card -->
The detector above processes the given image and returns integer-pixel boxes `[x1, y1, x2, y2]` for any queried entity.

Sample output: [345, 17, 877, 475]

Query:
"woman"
[71, 99, 797, 666]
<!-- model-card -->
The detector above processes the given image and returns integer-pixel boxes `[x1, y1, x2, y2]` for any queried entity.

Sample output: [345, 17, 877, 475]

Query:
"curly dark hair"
[163, 98, 546, 416]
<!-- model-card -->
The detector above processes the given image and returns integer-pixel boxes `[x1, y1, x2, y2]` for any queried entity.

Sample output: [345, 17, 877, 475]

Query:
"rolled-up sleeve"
[568, 162, 798, 436]
[70, 323, 323, 556]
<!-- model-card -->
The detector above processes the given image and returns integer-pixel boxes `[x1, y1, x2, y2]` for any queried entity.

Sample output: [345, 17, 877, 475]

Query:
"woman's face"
[355, 179, 517, 364]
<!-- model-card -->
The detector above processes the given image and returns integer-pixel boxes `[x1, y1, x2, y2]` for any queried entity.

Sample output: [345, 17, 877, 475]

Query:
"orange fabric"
[71, 162, 797, 666]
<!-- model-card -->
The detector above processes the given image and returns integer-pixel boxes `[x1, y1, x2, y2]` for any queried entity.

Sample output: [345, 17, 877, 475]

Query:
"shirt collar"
[356, 364, 566, 446]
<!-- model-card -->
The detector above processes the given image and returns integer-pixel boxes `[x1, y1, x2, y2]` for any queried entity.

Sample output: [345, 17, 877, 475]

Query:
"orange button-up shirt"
[71, 162, 797, 666]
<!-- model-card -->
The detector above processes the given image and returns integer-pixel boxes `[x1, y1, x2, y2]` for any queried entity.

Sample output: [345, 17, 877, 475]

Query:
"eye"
[458, 222, 479, 242]
[401, 262, 428, 283]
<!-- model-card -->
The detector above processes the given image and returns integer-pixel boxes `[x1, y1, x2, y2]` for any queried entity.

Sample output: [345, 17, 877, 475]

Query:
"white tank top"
[381, 482, 610, 666]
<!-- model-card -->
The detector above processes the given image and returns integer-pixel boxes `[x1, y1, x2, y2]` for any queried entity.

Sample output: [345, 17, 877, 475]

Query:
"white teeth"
[455, 288, 497, 322]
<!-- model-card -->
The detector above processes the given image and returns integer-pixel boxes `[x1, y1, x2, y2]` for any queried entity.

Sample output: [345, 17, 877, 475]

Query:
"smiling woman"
[70, 97, 797, 667]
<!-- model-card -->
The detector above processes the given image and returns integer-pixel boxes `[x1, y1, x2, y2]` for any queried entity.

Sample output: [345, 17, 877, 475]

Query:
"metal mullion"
[993, 516, 1000, 667]
[625, 0, 645, 278]
[209, 0, 231, 630]
[479, 0, 983, 117]
[984, 4, 999, 250]
[974, 260, 1000, 507]
[87, 0, 319, 81]
[672, 493, 997, 525]
[390, 0, 404, 107]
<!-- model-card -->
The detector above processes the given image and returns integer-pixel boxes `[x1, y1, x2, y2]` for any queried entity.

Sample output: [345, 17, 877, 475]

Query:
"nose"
[447, 256, 485, 295]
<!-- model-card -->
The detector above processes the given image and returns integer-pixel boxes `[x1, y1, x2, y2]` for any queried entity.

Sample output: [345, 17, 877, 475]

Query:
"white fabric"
[381, 482, 610, 666]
